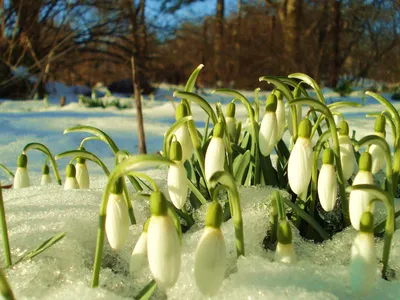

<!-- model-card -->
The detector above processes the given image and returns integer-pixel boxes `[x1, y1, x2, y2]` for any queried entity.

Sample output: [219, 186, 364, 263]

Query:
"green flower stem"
[288, 73, 325, 104]
[202, 116, 210, 146]
[366, 92, 400, 195]
[0, 184, 12, 267]
[347, 184, 395, 279]
[64, 125, 120, 154]
[122, 181, 136, 225]
[209, 170, 245, 257]
[187, 179, 208, 205]
[259, 77, 297, 141]
[273, 191, 286, 221]
[0, 164, 14, 179]
[163, 116, 193, 157]
[79, 136, 101, 148]
[253, 88, 261, 123]
[55, 149, 110, 176]
[212, 89, 260, 184]
[91, 155, 175, 288]
[129, 171, 158, 191]
[0, 268, 15, 300]
[328, 101, 362, 110]
[135, 279, 157, 300]
[356, 135, 393, 198]
[216, 103, 233, 174]
[23, 143, 62, 185]
[115, 151, 143, 192]
[288, 98, 349, 225]
[310, 130, 333, 233]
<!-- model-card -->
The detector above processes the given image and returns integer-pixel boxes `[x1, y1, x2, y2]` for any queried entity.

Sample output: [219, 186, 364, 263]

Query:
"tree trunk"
[131, 56, 147, 154]
[214, 0, 224, 85]
[329, 0, 341, 87]
[138, 0, 147, 59]
[232, 0, 241, 81]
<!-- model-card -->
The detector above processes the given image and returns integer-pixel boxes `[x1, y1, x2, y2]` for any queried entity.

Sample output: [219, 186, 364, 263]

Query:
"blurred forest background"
[0, 0, 399, 99]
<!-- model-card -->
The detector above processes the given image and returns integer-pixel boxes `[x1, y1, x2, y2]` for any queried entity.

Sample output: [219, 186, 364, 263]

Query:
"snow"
[0, 82, 400, 299]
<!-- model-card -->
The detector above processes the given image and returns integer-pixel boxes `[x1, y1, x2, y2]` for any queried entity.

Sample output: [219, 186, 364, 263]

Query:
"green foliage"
[334, 80, 353, 97]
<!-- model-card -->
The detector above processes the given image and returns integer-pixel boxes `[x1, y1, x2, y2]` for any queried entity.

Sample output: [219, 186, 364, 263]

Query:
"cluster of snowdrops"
[0, 65, 398, 299]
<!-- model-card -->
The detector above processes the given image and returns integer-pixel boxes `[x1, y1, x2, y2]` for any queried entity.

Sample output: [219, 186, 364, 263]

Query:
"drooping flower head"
[318, 148, 338, 212]
[40, 162, 52, 186]
[147, 191, 181, 288]
[76, 146, 90, 189]
[225, 102, 237, 142]
[368, 115, 386, 174]
[338, 120, 355, 181]
[205, 122, 225, 182]
[350, 211, 377, 295]
[13, 154, 30, 189]
[274, 220, 296, 264]
[167, 141, 188, 209]
[130, 218, 150, 274]
[259, 94, 278, 157]
[274, 90, 286, 142]
[105, 177, 130, 250]
[349, 152, 374, 230]
[194, 201, 227, 297]
[288, 118, 313, 195]
[174, 101, 193, 162]
[64, 164, 80, 190]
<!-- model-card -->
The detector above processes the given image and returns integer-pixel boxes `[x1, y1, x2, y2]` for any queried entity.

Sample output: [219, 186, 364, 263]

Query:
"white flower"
[147, 215, 181, 288]
[175, 125, 193, 162]
[76, 162, 90, 189]
[274, 242, 297, 264]
[368, 132, 385, 174]
[205, 129, 225, 182]
[130, 231, 148, 273]
[275, 98, 285, 142]
[339, 135, 355, 181]
[40, 174, 52, 185]
[318, 164, 337, 212]
[349, 171, 374, 230]
[259, 111, 278, 156]
[14, 167, 30, 189]
[288, 137, 313, 195]
[105, 192, 130, 250]
[167, 163, 188, 209]
[64, 177, 79, 190]
[194, 227, 226, 297]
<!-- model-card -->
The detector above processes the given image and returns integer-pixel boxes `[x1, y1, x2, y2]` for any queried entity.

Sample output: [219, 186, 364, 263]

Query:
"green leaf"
[259, 76, 293, 102]
[184, 64, 204, 93]
[288, 73, 325, 103]
[0, 164, 14, 179]
[135, 279, 157, 300]
[233, 150, 251, 184]
[0, 269, 15, 300]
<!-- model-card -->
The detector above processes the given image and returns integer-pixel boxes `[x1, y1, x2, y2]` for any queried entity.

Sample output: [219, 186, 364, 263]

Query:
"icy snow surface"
[0, 83, 400, 299]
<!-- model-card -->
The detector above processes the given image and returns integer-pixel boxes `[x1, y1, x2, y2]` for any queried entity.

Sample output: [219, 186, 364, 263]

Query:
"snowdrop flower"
[318, 148, 337, 212]
[338, 120, 355, 181]
[130, 218, 150, 273]
[40, 163, 52, 186]
[225, 102, 237, 142]
[76, 147, 90, 189]
[194, 201, 226, 297]
[174, 102, 193, 162]
[288, 118, 313, 195]
[368, 115, 386, 174]
[259, 94, 278, 156]
[274, 220, 296, 263]
[350, 211, 377, 295]
[349, 152, 374, 230]
[106, 178, 130, 250]
[205, 122, 225, 182]
[167, 141, 188, 209]
[64, 164, 80, 190]
[13, 154, 30, 189]
[275, 90, 285, 142]
[147, 191, 181, 288]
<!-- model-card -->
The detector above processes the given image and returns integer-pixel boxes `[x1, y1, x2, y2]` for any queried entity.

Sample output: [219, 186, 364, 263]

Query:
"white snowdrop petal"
[64, 177, 80, 190]
[130, 232, 148, 273]
[205, 137, 225, 182]
[275, 100, 285, 142]
[168, 163, 188, 209]
[318, 164, 337, 212]
[76, 163, 90, 189]
[147, 216, 181, 288]
[274, 242, 297, 264]
[194, 227, 227, 297]
[40, 174, 52, 186]
[13, 167, 30, 189]
[175, 125, 193, 162]
[339, 135, 355, 180]
[369, 144, 385, 174]
[288, 137, 313, 195]
[349, 171, 374, 230]
[259, 112, 278, 157]
[105, 193, 130, 250]
[350, 233, 377, 295]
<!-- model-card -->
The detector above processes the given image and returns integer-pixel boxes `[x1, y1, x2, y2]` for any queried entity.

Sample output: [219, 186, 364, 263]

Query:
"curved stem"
[0, 164, 14, 179]
[288, 73, 325, 104]
[0, 184, 12, 267]
[215, 103, 233, 174]
[129, 171, 158, 191]
[347, 184, 394, 279]
[80, 136, 101, 148]
[23, 143, 62, 185]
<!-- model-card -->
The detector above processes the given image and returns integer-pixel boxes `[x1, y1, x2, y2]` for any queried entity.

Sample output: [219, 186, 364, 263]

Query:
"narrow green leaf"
[288, 73, 325, 103]
[174, 91, 218, 124]
[233, 150, 251, 184]
[0, 269, 15, 300]
[184, 64, 204, 93]
[0, 164, 14, 179]
[135, 279, 157, 300]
